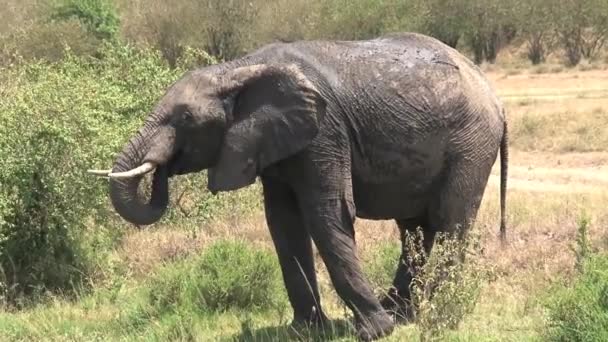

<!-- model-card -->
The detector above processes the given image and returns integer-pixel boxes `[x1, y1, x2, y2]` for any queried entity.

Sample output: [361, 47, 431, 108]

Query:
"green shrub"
[0, 40, 263, 306]
[0, 42, 180, 306]
[545, 217, 608, 342]
[144, 240, 282, 316]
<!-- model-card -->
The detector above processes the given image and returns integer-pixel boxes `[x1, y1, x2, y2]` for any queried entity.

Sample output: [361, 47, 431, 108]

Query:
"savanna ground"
[1, 60, 607, 341]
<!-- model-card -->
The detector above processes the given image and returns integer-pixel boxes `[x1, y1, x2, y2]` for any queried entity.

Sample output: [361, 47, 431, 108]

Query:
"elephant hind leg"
[428, 156, 493, 239]
[420, 157, 493, 301]
[380, 216, 435, 324]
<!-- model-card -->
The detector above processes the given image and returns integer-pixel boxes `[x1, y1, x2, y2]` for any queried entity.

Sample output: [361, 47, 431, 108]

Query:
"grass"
[510, 108, 608, 152]
[544, 254, 608, 341]
[1, 66, 607, 341]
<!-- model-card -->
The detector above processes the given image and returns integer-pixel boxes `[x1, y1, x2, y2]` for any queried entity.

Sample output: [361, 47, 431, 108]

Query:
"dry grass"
[493, 70, 608, 152]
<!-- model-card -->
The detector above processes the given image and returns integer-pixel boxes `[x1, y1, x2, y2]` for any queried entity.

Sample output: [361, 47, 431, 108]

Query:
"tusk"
[87, 169, 112, 177]
[108, 162, 156, 179]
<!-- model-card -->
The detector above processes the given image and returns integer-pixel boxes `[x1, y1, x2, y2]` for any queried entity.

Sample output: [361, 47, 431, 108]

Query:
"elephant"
[89, 32, 508, 341]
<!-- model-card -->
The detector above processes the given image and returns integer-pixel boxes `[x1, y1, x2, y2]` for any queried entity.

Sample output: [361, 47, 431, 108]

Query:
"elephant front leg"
[298, 192, 394, 341]
[262, 177, 327, 327]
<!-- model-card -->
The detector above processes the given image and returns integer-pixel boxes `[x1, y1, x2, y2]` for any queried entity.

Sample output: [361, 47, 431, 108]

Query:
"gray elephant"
[90, 32, 508, 341]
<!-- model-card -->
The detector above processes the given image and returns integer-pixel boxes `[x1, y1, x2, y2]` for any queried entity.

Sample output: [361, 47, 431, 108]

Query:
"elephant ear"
[207, 64, 326, 193]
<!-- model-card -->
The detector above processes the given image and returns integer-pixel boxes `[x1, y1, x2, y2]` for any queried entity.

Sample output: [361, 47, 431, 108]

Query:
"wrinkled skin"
[104, 33, 508, 341]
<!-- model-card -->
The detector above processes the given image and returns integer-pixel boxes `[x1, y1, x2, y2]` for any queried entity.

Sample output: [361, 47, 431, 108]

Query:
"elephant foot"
[356, 311, 395, 341]
[379, 287, 416, 325]
[290, 308, 329, 331]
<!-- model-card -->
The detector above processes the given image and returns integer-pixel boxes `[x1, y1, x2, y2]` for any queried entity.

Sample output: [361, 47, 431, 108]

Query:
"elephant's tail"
[499, 119, 509, 244]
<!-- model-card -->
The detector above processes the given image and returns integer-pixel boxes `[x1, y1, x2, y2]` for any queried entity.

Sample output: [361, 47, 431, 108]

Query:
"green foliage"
[462, 0, 516, 64]
[53, 0, 120, 41]
[546, 0, 608, 66]
[141, 240, 282, 317]
[0, 40, 258, 306]
[0, 1, 99, 65]
[573, 213, 592, 272]
[0, 42, 179, 305]
[545, 254, 608, 341]
[316, 0, 412, 40]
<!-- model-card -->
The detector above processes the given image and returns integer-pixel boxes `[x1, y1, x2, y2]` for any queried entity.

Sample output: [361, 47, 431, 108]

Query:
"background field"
[0, 1, 607, 341]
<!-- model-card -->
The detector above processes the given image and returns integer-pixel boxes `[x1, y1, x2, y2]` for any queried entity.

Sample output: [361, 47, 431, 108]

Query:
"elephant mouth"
[166, 147, 211, 177]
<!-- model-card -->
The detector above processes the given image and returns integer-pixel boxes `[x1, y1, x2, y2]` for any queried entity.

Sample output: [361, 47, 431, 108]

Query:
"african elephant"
[90, 32, 508, 341]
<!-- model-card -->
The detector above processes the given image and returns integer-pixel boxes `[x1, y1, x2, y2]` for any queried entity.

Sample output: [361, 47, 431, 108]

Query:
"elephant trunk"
[109, 123, 175, 226]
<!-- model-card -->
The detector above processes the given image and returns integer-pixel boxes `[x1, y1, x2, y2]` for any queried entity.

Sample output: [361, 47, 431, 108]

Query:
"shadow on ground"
[230, 318, 354, 341]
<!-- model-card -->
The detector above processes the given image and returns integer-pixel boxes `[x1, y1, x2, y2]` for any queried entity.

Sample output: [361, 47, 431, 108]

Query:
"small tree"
[317, 0, 399, 40]
[579, 0, 608, 60]
[463, 0, 514, 64]
[554, 0, 608, 66]
[201, 0, 261, 61]
[516, 0, 556, 64]
[415, 0, 470, 48]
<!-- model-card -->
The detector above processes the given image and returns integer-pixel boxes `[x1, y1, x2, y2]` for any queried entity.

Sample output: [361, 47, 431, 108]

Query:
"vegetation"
[2, 0, 608, 67]
[545, 217, 608, 342]
[144, 240, 282, 315]
[0, 42, 254, 307]
[0, 0, 606, 340]
[408, 231, 489, 341]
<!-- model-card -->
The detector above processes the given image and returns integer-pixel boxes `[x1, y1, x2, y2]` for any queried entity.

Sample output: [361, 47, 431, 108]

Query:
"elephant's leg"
[429, 158, 491, 240]
[422, 159, 492, 299]
[380, 217, 435, 324]
[298, 188, 394, 341]
[262, 177, 327, 327]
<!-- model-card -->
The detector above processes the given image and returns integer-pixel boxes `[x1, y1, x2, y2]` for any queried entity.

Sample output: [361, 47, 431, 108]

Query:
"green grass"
[0, 240, 285, 341]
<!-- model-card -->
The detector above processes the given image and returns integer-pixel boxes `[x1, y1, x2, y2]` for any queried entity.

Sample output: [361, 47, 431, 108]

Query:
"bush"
[554, 0, 608, 66]
[0, 42, 180, 306]
[145, 240, 282, 315]
[0, 40, 257, 306]
[403, 229, 489, 341]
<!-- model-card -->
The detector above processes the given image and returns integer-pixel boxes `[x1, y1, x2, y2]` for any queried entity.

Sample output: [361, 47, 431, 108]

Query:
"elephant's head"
[89, 64, 326, 226]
